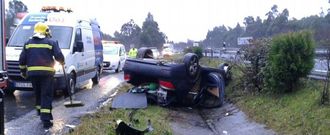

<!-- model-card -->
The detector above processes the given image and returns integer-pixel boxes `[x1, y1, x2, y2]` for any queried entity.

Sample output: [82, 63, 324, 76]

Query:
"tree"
[140, 13, 166, 50]
[264, 4, 279, 36]
[243, 16, 255, 26]
[114, 19, 142, 49]
[203, 25, 228, 47]
[102, 33, 113, 41]
[264, 31, 315, 93]
[202, 4, 330, 48]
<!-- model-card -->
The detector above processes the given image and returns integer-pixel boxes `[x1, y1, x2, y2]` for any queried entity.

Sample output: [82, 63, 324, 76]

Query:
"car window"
[104, 46, 119, 55]
[120, 47, 126, 56]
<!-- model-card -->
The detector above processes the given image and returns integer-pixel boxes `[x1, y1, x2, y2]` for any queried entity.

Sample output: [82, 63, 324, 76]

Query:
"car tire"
[183, 53, 200, 82]
[92, 66, 100, 84]
[115, 63, 120, 73]
[137, 47, 153, 59]
[198, 73, 225, 108]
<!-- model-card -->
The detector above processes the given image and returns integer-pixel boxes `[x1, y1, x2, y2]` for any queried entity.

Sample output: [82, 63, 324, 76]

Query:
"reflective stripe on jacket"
[19, 37, 65, 76]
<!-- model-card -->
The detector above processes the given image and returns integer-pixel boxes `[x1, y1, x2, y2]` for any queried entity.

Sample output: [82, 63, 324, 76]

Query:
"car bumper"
[103, 61, 118, 70]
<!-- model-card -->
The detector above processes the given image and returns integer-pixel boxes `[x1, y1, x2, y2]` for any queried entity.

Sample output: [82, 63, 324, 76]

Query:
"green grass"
[202, 58, 330, 134]
[233, 79, 330, 134]
[199, 57, 223, 67]
[70, 57, 330, 134]
[69, 83, 172, 135]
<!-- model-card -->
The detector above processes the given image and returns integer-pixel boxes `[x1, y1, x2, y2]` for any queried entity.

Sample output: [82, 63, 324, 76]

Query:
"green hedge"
[184, 46, 203, 58]
[264, 31, 315, 93]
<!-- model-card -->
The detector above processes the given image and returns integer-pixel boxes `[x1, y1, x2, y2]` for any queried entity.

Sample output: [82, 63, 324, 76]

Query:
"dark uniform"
[19, 36, 64, 128]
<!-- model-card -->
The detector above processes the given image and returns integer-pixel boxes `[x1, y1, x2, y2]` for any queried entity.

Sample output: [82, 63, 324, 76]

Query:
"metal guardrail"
[309, 70, 328, 80]
[204, 50, 329, 80]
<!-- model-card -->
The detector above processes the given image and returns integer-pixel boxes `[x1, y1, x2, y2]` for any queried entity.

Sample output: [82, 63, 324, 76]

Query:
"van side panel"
[6, 11, 104, 91]
[77, 27, 96, 82]
[90, 22, 103, 68]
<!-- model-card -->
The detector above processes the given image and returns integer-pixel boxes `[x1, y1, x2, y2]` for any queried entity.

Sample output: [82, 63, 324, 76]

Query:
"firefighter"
[19, 22, 65, 129]
[128, 44, 137, 58]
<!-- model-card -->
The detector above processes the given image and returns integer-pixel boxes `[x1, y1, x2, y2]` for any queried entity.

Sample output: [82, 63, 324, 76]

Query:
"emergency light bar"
[41, 6, 73, 13]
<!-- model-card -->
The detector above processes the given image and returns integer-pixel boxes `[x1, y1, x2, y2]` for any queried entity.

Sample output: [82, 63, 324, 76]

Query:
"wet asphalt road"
[4, 71, 124, 135]
[4, 71, 122, 122]
[170, 103, 275, 135]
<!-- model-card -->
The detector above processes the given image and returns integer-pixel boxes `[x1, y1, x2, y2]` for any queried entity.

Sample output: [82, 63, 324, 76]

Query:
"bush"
[238, 38, 271, 93]
[264, 31, 315, 93]
[184, 46, 203, 58]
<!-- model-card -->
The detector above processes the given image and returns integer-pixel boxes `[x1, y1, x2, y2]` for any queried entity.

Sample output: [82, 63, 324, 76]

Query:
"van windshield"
[103, 46, 119, 55]
[7, 25, 73, 49]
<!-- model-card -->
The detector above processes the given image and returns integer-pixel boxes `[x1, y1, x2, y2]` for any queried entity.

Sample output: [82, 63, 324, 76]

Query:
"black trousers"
[30, 76, 54, 121]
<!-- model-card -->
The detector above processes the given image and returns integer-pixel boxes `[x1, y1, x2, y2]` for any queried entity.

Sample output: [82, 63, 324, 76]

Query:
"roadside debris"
[65, 124, 76, 133]
[111, 93, 147, 109]
[115, 119, 153, 135]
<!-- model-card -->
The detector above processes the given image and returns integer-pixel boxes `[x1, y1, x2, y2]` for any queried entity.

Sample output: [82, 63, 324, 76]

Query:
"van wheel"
[92, 67, 101, 84]
[115, 63, 120, 73]
[68, 72, 76, 95]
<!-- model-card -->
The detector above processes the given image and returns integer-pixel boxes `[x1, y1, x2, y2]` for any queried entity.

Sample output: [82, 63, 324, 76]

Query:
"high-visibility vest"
[128, 48, 138, 58]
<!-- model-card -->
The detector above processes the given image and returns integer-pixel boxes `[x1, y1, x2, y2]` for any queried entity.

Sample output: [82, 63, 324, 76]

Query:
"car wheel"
[183, 53, 200, 82]
[137, 47, 153, 58]
[198, 73, 225, 108]
[115, 63, 120, 73]
[92, 67, 100, 84]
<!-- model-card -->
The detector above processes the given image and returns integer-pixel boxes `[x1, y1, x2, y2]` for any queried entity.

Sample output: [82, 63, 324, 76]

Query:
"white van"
[5, 8, 103, 94]
[102, 41, 126, 73]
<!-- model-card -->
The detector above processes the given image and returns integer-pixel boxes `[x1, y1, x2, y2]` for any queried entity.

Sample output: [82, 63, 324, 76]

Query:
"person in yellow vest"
[128, 44, 138, 58]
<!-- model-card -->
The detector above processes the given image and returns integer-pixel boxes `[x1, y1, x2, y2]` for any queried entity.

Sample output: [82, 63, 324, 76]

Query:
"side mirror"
[75, 41, 84, 52]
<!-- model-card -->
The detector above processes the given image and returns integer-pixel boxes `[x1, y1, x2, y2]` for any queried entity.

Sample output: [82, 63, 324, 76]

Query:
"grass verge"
[229, 79, 330, 134]
[199, 57, 330, 135]
[69, 83, 172, 135]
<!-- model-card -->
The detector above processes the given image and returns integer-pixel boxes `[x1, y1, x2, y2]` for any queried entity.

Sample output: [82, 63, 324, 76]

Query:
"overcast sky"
[6, 0, 330, 42]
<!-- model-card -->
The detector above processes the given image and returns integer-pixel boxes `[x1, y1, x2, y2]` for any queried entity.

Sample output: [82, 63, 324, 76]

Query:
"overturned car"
[123, 48, 231, 108]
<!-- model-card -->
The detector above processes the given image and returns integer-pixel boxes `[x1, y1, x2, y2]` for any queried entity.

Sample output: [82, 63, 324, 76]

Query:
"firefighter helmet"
[33, 22, 51, 38]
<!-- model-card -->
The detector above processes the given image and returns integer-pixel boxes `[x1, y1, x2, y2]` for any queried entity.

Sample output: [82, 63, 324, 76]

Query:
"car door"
[72, 28, 85, 82]
[119, 46, 126, 69]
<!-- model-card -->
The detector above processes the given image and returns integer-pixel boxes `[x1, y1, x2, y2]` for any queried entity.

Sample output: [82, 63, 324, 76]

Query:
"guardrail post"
[211, 49, 213, 58]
